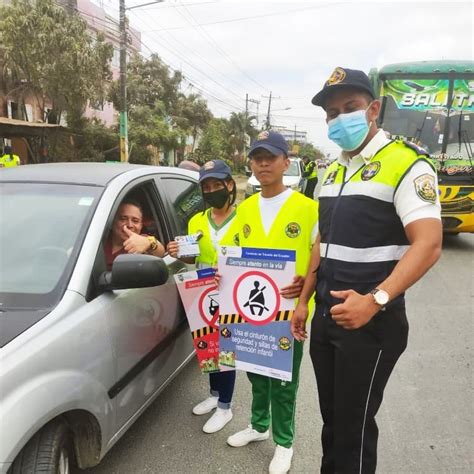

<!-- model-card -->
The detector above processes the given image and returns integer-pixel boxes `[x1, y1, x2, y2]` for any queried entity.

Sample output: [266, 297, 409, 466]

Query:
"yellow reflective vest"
[0, 153, 20, 168]
[188, 208, 237, 267]
[222, 191, 319, 277]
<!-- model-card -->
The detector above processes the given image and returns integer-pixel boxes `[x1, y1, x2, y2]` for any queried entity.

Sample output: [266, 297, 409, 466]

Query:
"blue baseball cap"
[199, 160, 232, 182]
[249, 130, 289, 158]
[312, 67, 375, 108]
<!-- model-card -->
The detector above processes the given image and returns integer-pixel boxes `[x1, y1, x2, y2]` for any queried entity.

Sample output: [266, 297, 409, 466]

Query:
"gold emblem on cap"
[203, 161, 215, 170]
[326, 67, 346, 86]
[257, 131, 269, 140]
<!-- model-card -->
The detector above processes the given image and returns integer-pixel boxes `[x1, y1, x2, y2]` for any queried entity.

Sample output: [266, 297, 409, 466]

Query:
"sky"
[97, 0, 473, 157]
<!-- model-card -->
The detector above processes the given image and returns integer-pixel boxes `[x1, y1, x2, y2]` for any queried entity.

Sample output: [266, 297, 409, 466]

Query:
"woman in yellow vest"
[167, 159, 237, 434]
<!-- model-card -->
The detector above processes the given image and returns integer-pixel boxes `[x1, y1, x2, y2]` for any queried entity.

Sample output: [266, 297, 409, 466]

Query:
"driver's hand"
[122, 226, 150, 254]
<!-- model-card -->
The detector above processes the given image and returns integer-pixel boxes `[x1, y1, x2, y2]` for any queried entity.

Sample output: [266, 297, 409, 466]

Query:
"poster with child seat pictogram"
[174, 267, 227, 374]
[217, 246, 296, 381]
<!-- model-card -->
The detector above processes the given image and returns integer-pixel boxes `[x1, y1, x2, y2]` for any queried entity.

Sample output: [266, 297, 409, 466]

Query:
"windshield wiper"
[457, 97, 473, 178]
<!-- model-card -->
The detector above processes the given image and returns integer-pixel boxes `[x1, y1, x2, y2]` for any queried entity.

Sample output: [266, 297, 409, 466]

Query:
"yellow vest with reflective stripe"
[0, 153, 20, 168]
[223, 191, 319, 277]
[305, 161, 318, 179]
[188, 209, 237, 267]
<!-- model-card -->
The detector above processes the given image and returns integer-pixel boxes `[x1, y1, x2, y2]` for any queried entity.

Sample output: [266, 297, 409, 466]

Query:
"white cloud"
[114, 0, 474, 154]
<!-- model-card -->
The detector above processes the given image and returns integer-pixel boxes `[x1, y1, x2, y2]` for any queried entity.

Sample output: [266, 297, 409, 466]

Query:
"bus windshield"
[379, 78, 474, 181]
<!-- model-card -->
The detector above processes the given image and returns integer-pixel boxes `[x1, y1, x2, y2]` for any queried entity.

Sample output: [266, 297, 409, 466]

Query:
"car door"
[85, 176, 195, 432]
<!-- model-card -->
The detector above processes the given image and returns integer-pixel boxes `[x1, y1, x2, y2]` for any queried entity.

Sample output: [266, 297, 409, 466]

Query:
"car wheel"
[11, 420, 73, 474]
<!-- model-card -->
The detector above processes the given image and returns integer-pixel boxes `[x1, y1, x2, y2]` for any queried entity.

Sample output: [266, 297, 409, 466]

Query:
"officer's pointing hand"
[330, 289, 379, 330]
[123, 226, 149, 254]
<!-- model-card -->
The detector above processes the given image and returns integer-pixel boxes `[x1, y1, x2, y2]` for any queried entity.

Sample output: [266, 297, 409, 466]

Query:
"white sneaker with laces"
[269, 445, 293, 474]
[192, 396, 218, 415]
[227, 425, 270, 447]
[202, 408, 233, 433]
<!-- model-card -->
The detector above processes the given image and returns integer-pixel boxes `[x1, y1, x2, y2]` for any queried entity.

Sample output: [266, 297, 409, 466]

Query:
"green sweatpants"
[247, 340, 304, 448]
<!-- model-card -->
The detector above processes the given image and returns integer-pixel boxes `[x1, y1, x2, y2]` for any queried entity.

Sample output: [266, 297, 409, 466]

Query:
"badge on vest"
[243, 224, 251, 238]
[361, 161, 381, 181]
[285, 222, 301, 238]
[323, 170, 337, 185]
[414, 173, 437, 203]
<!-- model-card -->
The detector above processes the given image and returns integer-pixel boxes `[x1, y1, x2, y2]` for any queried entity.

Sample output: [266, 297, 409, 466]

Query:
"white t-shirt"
[338, 129, 441, 227]
[259, 189, 319, 242]
[208, 213, 235, 252]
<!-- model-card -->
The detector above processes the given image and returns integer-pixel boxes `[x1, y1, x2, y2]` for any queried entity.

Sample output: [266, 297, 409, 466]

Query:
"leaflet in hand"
[176, 232, 202, 258]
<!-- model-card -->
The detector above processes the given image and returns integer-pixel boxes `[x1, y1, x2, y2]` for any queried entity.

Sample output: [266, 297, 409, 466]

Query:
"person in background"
[302, 155, 318, 199]
[105, 200, 165, 270]
[167, 160, 238, 434]
[0, 146, 21, 168]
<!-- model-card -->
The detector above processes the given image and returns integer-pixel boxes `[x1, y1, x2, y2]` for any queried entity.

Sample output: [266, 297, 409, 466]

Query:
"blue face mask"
[327, 107, 371, 151]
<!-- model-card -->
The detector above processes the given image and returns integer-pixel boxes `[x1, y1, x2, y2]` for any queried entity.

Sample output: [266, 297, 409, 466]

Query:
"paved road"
[85, 232, 473, 473]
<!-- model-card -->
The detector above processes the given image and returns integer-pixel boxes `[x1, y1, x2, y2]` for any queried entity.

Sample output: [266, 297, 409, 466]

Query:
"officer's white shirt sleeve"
[394, 161, 441, 227]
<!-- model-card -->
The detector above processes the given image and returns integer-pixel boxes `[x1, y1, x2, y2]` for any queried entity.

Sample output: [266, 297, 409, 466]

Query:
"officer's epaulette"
[400, 140, 429, 157]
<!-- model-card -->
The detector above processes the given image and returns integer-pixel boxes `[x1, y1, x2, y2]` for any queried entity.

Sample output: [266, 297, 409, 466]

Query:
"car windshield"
[284, 161, 300, 177]
[0, 182, 101, 309]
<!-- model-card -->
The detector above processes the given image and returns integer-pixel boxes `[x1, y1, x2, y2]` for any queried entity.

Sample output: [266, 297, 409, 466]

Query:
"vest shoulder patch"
[361, 161, 381, 181]
[414, 173, 437, 203]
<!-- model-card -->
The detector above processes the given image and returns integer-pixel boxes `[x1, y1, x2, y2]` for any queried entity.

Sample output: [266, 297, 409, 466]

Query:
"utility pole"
[119, 0, 128, 162]
[264, 91, 272, 130]
[119, 1, 164, 163]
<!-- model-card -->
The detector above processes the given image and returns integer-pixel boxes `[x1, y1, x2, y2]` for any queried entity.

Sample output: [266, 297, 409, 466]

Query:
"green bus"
[369, 60, 474, 233]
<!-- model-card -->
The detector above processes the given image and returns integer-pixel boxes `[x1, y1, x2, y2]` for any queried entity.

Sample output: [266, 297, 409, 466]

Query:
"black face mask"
[203, 188, 229, 209]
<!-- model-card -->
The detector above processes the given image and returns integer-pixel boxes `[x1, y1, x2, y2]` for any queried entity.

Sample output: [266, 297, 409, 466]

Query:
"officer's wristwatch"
[147, 236, 159, 253]
[370, 288, 390, 309]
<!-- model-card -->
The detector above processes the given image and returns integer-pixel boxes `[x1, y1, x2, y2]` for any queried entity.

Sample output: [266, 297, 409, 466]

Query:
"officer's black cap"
[312, 67, 375, 108]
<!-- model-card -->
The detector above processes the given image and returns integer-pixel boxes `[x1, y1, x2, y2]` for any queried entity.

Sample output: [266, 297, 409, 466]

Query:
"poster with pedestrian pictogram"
[174, 267, 222, 374]
[218, 246, 296, 381]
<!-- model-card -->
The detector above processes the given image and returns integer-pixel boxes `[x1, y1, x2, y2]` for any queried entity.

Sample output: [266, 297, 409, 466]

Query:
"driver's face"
[112, 204, 143, 242]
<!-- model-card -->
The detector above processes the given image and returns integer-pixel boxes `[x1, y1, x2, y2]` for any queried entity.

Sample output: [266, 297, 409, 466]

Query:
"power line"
[144, 3, 343, 32]
[129, 9, 244, 108]
[176, 0, 268, 93]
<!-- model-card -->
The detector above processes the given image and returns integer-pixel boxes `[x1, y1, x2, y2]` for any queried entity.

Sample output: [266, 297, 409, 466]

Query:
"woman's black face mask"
[203, 187, 229, 209]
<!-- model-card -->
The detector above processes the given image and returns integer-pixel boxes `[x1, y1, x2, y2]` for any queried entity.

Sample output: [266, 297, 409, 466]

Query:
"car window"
[284, 160, 300, 177]
[0, 182, 101, 308]
[99, 181, 167, 273]
[160, 177, 203, 235]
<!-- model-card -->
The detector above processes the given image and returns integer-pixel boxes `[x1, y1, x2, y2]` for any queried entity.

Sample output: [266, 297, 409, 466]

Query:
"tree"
[228, 111, 258, 155]
[298, 142, 325, 161]
[0, 0, 113, 129]
[195, 118, 231, 163]
[109, 54, 212, 164]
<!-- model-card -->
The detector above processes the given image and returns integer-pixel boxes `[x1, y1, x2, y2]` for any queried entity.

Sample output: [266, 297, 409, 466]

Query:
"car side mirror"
[245, 170, 252, 177]
[99, 254, 169, 291]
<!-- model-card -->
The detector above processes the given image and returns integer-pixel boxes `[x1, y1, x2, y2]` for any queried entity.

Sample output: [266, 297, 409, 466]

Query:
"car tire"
[11, 420, 74, 474]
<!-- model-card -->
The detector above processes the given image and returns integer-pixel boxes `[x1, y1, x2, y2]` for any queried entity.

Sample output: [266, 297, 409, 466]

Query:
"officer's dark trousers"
[310, 301, 408, 474]
[305, 177, 318, 199]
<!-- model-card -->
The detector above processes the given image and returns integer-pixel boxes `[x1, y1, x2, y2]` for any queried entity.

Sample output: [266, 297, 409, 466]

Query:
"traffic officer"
[222, 131, 319, 474]
[291, 67, 442, 473]
[0, 146, 20, 168]
[302, 155, 318, 198]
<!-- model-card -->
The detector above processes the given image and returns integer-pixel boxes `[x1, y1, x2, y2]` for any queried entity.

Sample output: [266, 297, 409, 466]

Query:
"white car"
[245, 158, 307, 197]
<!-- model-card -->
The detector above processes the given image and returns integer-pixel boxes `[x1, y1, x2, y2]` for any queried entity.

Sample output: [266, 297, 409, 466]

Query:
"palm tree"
[228, 112, 258, 155]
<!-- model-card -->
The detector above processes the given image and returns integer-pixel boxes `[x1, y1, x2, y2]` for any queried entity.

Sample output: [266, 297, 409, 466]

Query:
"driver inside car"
[105, 199, 165, 270]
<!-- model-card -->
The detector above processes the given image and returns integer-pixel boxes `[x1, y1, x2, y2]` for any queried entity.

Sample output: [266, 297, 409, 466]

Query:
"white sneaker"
[227, 425, 270, 447]
[269, 445, 293, 474]
[192, 396, 218, 415]
[202, 408, 233, 433]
